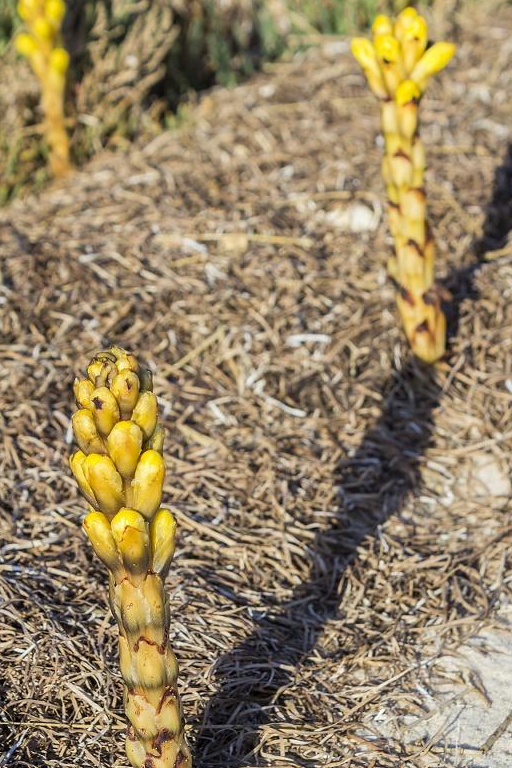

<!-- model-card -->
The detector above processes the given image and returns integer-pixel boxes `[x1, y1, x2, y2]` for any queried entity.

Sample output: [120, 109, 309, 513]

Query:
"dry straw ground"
[2, 4, 512, 767]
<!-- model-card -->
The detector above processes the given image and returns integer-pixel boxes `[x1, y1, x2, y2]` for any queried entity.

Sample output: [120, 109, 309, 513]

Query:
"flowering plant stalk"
[70, 346, 192, 768]
[351, 7, 455, 363]
[15, 0, 71, 177]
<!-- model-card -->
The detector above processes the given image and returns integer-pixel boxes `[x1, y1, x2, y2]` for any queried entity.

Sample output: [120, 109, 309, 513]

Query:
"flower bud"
[394, 6, 418, 40]
[15, 33, 37, 58]
[44, 0, 66, 24]
[90, 386, 120, 437]
[107, 421, 143, 479]
[83, 454, 124, 516]
[87, 359, 117, 388]
[72, 408, 105, 454]
[351, 37, 388, 99]
[131, 450, 165, 519]
[150, 509, 177, 575]
[33, 17, 53, 41]
[146, 424, 165, 453]
[374, 33, 401, 65]
[131, 391, 158, 440]
[49, 47, 69, 75]
[69, 450, 96, 506]
[138, 367, 153, 392]
[410, 42, 456, 90]
[111, 508, 149, 579]
[372, 14, 393, 37]
[73, 378, 94, 409]
[110, 371, 140, 419]
[395, 79, 420, 106]
[83, 511, 122, 574]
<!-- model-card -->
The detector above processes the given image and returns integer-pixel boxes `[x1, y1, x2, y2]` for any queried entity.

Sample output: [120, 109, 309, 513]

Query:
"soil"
[2, 4, 512, 767]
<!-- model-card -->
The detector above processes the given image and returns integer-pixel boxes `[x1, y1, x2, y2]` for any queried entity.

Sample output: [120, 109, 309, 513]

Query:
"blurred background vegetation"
[0, 0, 436, 202]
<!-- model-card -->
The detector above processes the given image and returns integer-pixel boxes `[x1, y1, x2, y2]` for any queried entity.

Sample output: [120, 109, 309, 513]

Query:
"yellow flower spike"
[410, 42, 456, 90]
[350, 37, 388, 99]
[70, 347, 192, 765]
[49, 47, 69, 75]
[72, 408, 105, 454]
[90, 386, 121, 437]
[150, 509, 177, 575]
[372, 14, 393, 37]
[69, 450, 97, 506]
[131, 449, 165, 520]
[111, 508, 149, 579]
[73, 378, 94, 409]
[83, 454, 124, 516]
[15, 32, 38, 58]
[131, 391, 158, 441]
[83, 510, 123, 575]
[110, 371, 140, 420]
[107, 421, 143, 479]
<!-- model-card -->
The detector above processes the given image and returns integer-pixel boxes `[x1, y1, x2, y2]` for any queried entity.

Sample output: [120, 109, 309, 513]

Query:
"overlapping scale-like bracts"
[351, 7, 456, 363]
[70, 346, 192, 768]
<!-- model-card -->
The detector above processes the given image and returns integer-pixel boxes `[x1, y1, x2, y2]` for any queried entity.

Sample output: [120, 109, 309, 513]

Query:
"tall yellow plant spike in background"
[351, 6, 455, 363]
[15, 0, 71, 176]
[70, 346, 192, 768]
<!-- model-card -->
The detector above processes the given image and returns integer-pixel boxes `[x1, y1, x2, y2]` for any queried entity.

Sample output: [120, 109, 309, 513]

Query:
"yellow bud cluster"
[15, 0, 70, 176]
[70, 347, 191, 768]
[351, 7, 455, 363]
[352, 6, 455, 98]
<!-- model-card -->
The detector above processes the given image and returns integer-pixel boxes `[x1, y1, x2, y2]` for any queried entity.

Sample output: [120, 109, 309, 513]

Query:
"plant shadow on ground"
[193, 145, 512, 767]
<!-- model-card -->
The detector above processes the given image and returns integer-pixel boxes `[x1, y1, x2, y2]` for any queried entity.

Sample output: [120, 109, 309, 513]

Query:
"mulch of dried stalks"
[2, 4, 512, 767]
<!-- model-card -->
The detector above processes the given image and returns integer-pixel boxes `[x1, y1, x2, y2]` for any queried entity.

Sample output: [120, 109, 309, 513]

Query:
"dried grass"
[1, 3, 512, 767]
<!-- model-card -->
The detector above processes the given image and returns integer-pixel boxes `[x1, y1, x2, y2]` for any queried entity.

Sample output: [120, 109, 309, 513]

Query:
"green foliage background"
[0, 0, 425, 201]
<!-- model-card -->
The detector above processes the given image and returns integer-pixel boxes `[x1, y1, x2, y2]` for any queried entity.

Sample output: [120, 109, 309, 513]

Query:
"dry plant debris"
[1, 4, 512, 767]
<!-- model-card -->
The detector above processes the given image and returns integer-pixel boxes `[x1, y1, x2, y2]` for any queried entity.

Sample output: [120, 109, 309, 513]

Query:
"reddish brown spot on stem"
[399, 286, 415, 306]
[416, 320, 430, 333]
[134, 635, 166, 654]
[156, 685, 178, 714]
[92, 397, 103, 409]
[153, 729, 175, 756]
[406, 238, 423, 255]
[176, 751, 188, 768]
